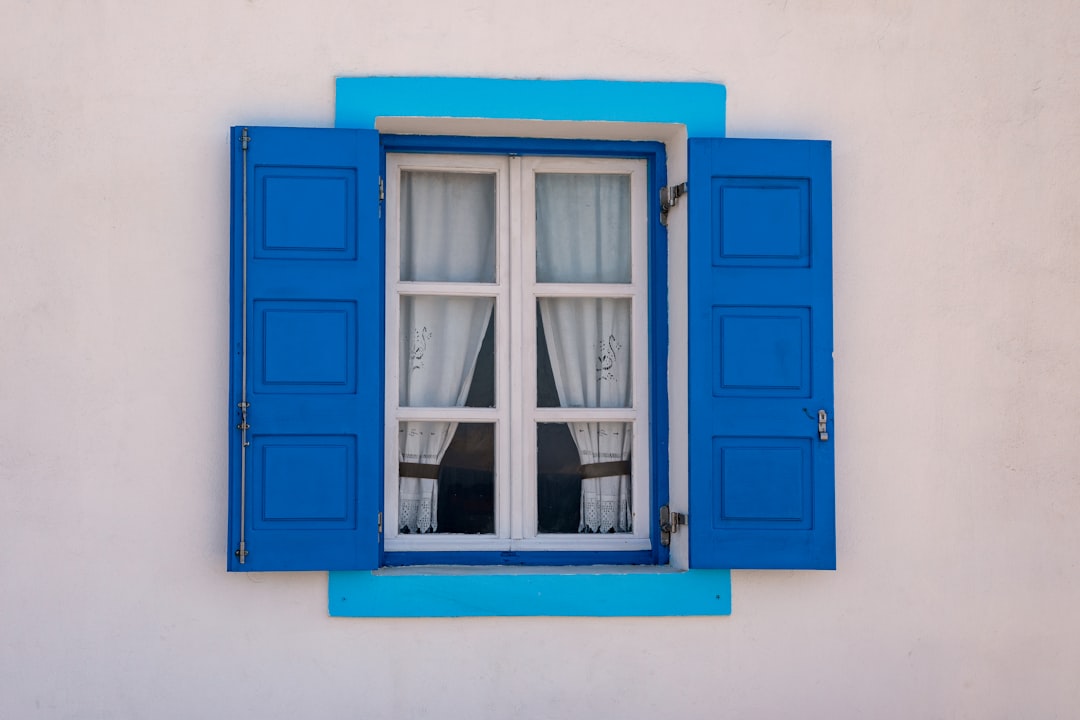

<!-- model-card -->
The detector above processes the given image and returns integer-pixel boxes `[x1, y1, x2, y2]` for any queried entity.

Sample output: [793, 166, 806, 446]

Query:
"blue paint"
[383, 133, 665, 157]
[336, 77, 725, 137]
[383, 550, 655, 566]
[687, 138, 835, 570]
[375, 134, 670, 568]
[648, 149, 671, 567]
[330, 569, 731, 617]
[229, 126, 383, 571]
[314, 77, 741, 614]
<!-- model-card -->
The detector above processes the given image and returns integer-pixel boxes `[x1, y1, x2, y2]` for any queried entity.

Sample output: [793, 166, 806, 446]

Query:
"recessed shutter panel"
[687, 138, 835, 569]
[228, 126, 382, 571]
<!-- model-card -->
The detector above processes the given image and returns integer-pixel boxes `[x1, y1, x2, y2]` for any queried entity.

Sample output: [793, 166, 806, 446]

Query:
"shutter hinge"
[659, 182, 687, 227]
[818, 409, 829, 442]
[378, 176, 384, 202]
[659, 505, 687, 547]
[377, 511, 383, 534]
[236, 401, 251, 446]
[240, 127, 250, 151]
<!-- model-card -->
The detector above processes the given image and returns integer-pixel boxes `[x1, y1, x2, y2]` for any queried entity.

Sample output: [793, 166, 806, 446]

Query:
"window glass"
[401, 170, 496, 283]
[399, 296, 494, 408]
[535, 173, 631, 284]
[537, 422, 633, 534]
[537, 298, 631, 408]
[398, 422, 495, 534]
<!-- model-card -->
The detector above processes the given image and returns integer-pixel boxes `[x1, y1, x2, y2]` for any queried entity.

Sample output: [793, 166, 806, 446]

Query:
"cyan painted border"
[331, 569, 731, 617]
[335, 77, 725, 137]
[331, 76, 730, 617]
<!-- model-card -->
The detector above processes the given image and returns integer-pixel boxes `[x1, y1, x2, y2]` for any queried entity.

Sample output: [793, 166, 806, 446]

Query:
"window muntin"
[385, 153, 650, 554]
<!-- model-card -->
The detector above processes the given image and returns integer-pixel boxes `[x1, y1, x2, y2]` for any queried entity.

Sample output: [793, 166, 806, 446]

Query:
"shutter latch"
[818, 409, 829, 441]
[659, 505, 687, 547]
[659, 182, 687, 227]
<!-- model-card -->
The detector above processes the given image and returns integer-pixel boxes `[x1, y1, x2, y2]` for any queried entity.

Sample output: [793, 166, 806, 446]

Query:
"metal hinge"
[377, 512, 383, 534]
[378, 176, 384, 202]
[818, 409, 829, 441]
[659, 505, 687, 547]
[659, 182, 687, 227]
[236, 401, 251, 445]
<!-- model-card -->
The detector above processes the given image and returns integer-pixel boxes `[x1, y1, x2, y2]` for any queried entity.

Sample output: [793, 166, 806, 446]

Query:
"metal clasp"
[659, 182, 687, 227]
[818, 409, 829, 442]
[660, 505, 687, 547]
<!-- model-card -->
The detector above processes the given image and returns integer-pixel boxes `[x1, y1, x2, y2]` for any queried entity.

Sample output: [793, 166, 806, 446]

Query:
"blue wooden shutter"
[687, 138, 835, 569]
[228, 126, 382, 571]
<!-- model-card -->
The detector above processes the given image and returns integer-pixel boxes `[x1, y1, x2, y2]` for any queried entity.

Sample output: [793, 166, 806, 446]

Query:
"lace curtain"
[398, 171, 494, 533]
[536, 173, 633, 533]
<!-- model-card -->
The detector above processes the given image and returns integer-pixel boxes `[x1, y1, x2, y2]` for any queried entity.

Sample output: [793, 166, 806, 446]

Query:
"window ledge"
[329, 567, 731, 617]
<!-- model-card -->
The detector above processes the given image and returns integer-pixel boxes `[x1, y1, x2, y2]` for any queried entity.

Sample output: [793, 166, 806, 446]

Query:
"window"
[384, 152, 651, 560]
[226, 118, 836, 591]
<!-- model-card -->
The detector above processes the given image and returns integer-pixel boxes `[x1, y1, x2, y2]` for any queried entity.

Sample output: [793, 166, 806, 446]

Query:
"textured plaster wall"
[2, 1, 1079, 718]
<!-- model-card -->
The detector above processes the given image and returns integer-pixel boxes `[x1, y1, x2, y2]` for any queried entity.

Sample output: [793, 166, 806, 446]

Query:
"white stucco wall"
[2, 1, 1079, 718]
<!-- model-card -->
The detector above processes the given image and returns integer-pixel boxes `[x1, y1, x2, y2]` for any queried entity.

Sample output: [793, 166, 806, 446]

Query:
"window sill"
[328, 566, 731, 617]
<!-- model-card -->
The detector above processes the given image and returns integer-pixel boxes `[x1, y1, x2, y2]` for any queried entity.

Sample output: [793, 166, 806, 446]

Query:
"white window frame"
[383, 151, 651, 554]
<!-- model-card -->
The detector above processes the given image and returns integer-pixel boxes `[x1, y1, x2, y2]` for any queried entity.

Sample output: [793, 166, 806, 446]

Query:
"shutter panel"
[687, 138, 835, 569]
[228, 126, 382, 571]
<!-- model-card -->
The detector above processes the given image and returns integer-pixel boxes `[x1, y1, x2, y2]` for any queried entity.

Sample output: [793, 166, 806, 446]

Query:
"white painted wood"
[386, 152, 650, 552]
[522, 156, 651, 543]
[384, 153, 512, 547]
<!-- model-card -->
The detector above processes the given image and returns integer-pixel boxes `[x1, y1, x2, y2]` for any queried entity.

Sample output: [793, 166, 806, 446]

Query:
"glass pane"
[537, 422, 632, 534]
[398, 422, 494, 534]
[535, 173, 631, 284]
[536, 297, 631, 408]
[401, 171, 496, 283]
[400, 296, 494, 408]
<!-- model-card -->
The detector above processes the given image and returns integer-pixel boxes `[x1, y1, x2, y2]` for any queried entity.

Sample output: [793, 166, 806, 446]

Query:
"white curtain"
[398, 171, 494, 533]
[536, 173, 633, 533]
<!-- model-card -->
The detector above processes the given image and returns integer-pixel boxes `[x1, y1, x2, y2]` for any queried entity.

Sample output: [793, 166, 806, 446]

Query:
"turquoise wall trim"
[331, 76, 730, 617]
[330, 569, 732, 617]
[335, 77, 726, 137]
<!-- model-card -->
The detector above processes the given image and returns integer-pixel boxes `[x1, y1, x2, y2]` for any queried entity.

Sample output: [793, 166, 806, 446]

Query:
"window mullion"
[507, 155, 527, 542]
[494, 156, 513, 542]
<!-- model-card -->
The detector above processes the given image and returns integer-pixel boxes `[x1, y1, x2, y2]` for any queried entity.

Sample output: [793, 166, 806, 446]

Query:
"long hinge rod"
[235, 128, 251, 564]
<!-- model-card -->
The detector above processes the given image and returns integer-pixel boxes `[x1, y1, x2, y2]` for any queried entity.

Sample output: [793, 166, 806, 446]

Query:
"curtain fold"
[539, 298, 632, 533]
